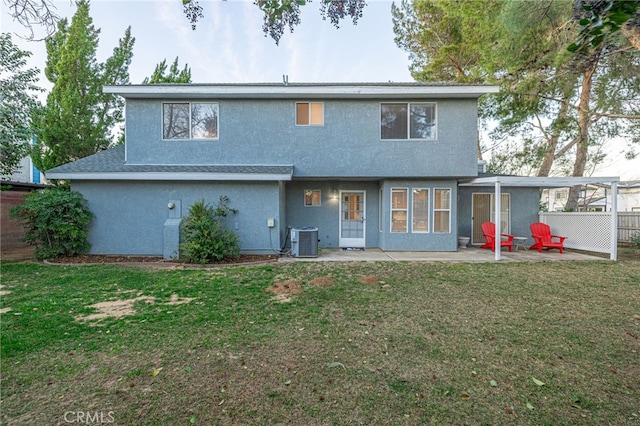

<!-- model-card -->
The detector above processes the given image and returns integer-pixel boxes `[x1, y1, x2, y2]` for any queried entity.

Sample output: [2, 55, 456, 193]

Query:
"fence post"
[610, 182, 617, 260]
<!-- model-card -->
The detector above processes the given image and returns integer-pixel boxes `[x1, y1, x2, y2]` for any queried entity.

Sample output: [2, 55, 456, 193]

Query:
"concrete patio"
[279, 246, 608, 263]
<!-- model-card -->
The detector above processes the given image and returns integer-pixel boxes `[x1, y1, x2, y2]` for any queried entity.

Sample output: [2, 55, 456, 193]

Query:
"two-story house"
[46, 82, 543, 258]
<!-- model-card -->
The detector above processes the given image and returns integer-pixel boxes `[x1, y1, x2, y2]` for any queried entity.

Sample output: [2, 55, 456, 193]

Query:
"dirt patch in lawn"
[309, 276, 334, 287]
[76, 296, 155, 322]
[166, 294, 195, 305]
[75, 293, 197, 323]
[266, 276, 334, 302]
[0, 285, 12, 314]
[266, 279, 303, 303]
[358, 274, 379, 285]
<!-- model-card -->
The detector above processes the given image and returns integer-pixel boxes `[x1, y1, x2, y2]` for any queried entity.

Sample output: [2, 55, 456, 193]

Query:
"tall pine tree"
[32, 0, 134, 173]
[142, 57, 191, 83]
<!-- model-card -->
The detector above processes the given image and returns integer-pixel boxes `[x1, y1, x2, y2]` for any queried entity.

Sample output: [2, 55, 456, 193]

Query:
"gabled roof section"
[46, 145, 293, 181]
[103, 82, 499, 99]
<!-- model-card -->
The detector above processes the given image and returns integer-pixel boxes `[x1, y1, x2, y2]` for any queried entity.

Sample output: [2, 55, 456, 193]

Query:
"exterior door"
[472, 193, 510, 244]
[339, 191, 366, 247]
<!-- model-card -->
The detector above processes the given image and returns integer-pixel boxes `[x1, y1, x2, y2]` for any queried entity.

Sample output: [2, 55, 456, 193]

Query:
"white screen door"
[339, 191, 366, 247]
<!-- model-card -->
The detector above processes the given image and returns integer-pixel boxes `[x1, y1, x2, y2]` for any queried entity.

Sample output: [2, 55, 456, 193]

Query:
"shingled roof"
[46, 146, 294, 181]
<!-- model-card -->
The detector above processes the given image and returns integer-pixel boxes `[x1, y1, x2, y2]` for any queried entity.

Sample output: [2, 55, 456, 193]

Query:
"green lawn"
[1, 259, 639, 425]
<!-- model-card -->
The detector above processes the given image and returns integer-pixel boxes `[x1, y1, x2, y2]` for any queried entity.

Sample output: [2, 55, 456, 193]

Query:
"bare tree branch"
[4, 0, 60, 40]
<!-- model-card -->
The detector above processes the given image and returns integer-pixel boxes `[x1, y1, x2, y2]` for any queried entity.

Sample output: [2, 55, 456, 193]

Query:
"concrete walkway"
[279, 247, 608, 263]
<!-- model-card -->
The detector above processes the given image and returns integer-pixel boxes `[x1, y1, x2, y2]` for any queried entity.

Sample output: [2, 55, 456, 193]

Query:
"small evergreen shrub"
[180, 196, 240, 264]
[631, 232, 640, 249]
[10, 187, 94, 260]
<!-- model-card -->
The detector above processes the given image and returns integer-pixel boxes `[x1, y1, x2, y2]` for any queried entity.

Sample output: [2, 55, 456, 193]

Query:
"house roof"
[103, 82, 499, 99]
[460, 175, 620, 188]
[45, 146, 294, 181]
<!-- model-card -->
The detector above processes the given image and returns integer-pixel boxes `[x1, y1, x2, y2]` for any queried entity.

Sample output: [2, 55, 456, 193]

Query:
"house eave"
[459, 176, 620, 187]
[44, 172, 293, 181]
[103, 83, 500, 99]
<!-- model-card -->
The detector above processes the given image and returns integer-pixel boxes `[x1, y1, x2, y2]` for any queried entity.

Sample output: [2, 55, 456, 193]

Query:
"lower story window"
[433, 188, 451, 233]
[304, 189, 321, 206]
[412, 188, 429, 232]
[391, 188, 408, 232]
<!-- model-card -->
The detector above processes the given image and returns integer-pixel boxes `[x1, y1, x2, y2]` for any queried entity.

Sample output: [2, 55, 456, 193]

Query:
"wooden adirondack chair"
[529, 222, 567, 253]
[480, 221, 514, 252]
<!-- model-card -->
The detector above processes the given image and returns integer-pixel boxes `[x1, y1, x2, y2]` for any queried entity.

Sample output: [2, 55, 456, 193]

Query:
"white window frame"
[433, 188, 451, 233]
[411, 188, 430, 233]
[304, 189, 322, 207]
[162, 102, 219, 140]
[390, 188, 408, 233]
[296, 102, 324, 126]
[380, 102, 437, 140]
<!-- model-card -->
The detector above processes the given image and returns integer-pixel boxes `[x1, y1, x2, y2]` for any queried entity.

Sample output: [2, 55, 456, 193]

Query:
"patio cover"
[459, 176, 620, 260]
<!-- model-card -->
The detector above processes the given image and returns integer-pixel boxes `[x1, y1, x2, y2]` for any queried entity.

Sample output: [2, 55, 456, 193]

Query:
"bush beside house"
[180, 197, 240, 264]
[10, 187, 94, 260]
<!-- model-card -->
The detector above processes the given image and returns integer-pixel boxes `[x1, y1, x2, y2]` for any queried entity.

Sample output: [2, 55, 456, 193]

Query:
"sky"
[1, 0, 638, 179]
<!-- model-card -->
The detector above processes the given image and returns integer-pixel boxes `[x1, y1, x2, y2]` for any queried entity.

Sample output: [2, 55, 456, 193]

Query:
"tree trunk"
[537, 95, 571, 177]
[622, 25, 640, 51]
[565, 51, 600, 211]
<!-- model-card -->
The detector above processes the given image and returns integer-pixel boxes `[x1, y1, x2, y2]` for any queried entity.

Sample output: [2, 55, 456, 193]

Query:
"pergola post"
[610, 181, 618, 261]
[495, 180, 501, 261]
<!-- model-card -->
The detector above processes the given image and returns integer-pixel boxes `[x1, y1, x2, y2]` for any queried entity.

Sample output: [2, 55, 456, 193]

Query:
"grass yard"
[1, 258, 639, 425]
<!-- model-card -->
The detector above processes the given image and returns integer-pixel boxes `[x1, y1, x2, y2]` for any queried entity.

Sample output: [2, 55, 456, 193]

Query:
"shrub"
[631, 232, 640, 249]
[10, 187, 94, 260]
[180, 196, 240, 264]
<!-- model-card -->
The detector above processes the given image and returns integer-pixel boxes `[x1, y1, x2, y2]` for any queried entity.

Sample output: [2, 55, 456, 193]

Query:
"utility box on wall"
[291, 227, 318, 258]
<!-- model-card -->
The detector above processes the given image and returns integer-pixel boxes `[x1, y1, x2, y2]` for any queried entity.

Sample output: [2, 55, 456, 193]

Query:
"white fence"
[618, 212, 640, 243]
[539, 212, 614, 254]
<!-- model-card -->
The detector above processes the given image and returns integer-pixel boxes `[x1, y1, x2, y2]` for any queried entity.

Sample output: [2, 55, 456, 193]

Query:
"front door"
[339, 191, 366, 247]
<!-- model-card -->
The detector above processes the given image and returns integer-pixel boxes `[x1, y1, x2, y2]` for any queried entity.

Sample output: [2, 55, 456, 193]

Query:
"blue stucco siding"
[285, 180, 381, 249]
[124, 98, 479, 178]
[378, 180, 458, 251]
[73, 180, 283, 256]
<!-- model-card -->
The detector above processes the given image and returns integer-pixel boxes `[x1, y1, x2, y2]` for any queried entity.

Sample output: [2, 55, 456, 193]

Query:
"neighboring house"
[1, 136, 44, 185]
[542, 182, 640, 212]
[46, 82, 546, 258]
[582, 181, 640, 212]
[541, 187, 569, 212]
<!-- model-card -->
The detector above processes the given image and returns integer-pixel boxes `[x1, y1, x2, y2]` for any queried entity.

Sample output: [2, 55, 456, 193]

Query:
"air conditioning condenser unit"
[291, 227, 318, 258]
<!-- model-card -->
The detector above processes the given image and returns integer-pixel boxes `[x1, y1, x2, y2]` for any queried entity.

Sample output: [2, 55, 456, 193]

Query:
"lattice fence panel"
[539, 212, 613, 253]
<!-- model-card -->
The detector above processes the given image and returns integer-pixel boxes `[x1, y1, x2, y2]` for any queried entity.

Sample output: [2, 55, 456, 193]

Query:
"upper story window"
[163, 102, 219, 140]
[381, 102, 436, 140]
[296, 102, 324, 126]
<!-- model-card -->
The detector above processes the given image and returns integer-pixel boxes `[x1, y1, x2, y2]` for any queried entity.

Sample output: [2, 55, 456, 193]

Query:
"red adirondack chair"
[480, 221, 514, 252]
[529, 222, 567, 253]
